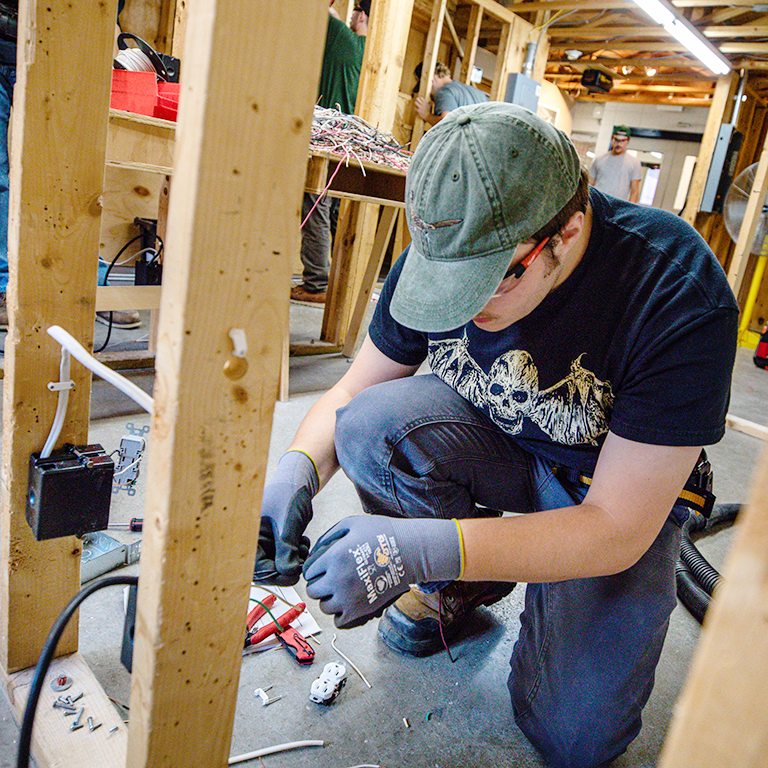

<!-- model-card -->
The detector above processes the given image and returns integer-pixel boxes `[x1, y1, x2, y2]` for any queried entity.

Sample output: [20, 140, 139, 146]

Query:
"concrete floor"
[0, 301, 763, 768]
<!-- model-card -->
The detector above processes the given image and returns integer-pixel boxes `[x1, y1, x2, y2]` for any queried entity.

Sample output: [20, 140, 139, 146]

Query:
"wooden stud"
[322, 0, 414, 348]
[682, 72, 737, 225]
[5, 653, 127, 767]
[342, 205, 399, 357]
[411, 0, 448, 148]
[123, 1, 328, 765]
[658, 442, 768, 766]
[0, 0, 119, 674]
[727, 127, 768, 296]
[459, 5, 483, 85]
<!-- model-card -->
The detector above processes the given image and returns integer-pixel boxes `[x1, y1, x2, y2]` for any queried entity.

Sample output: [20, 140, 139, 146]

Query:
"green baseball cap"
[612, 125, 631, 137]
[391, 102, 581, 332]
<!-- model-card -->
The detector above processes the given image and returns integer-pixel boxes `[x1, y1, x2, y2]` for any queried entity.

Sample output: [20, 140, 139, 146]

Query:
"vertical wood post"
[322, 0, 414, 348]
[124, 1, 328, 765]
[1, 0, 118, 673]
[682, 72, 737, 225]
[410, 0, 447, 149]
[726, 129, 768, 298]
[459, 5, 483, 85]
[658, 443, 768, 766]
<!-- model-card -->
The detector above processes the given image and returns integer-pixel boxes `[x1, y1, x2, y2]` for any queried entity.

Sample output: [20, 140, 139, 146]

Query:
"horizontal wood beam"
[572, 91, 712, 106]
[550, 25, 768, 40]
[5, 653, 127, 768]
[548, 57, 716, 69]
[507, 0, 757, 10]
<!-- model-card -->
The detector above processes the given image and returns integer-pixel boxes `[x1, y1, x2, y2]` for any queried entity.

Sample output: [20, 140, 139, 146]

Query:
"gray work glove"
[254, 450, 320, 586]
[303, 515, 463, 628]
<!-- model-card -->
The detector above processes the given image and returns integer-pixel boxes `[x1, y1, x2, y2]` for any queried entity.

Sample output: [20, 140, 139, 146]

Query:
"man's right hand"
[414, 96, 431, 121]
[254, 450, 320, 586]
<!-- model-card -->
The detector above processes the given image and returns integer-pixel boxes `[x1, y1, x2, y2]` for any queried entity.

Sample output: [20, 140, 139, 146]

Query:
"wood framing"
[321, 0, 414, 348]
[682, 73, 737, 226]
[727, 128, 768, 296]
[124, 1, 328, 764]
[1, 0, 120, 674]
[658, 442, 768, 765]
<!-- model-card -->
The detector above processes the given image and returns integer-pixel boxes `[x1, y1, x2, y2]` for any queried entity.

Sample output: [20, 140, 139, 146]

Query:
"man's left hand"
[303, 515, 463, 628]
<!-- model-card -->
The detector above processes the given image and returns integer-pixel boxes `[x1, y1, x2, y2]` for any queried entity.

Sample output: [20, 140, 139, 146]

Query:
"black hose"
[675, 503, 741, 622]
[680, 530, 722, 596]
[675, 560, 710, 624]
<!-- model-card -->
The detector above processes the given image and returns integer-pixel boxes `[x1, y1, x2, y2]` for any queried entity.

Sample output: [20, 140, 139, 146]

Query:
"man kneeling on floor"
[253, 103, 737, 767]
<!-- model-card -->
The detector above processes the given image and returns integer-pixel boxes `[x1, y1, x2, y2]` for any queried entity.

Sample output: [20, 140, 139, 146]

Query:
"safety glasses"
[505, 236, 550, 280]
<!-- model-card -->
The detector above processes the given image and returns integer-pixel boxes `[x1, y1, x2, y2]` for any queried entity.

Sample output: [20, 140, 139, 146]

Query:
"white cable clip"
[47, 380, 75, 392]
[229, 328, 247, 358]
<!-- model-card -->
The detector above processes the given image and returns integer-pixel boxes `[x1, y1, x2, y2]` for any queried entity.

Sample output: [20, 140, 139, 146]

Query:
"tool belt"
[573, 449, 715, 518]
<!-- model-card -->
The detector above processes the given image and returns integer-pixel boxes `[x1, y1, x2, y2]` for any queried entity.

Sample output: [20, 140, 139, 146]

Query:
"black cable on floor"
[95, 234, 146, 354]
[16, 574, 139, 768]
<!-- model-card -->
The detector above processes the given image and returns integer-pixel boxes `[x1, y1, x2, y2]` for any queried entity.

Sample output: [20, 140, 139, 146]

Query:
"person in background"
[291, 0, 370, 305]
[588, 125, 643, 203]
[414, 60, 488, 127]
[254, 103, 737, 767]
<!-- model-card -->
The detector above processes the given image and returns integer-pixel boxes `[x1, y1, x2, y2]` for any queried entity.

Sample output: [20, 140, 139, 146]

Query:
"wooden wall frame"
[1, 2, 329, 768]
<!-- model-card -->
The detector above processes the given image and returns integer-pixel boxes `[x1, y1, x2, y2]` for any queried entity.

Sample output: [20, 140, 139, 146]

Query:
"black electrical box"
[581, 69, 613, 94]
[133, 217, 162, 286]
[26, 444, 114, 541]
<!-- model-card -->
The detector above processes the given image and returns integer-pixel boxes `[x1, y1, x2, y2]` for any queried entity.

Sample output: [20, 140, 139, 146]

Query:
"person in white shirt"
[589, 125, 643, 203]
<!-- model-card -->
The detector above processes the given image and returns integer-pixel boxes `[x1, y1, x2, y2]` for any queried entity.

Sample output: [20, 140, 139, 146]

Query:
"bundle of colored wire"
[309, 106, 411, 173]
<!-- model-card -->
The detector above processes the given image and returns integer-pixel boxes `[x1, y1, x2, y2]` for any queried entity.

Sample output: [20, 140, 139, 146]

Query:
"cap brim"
[390, 243, 517, 333]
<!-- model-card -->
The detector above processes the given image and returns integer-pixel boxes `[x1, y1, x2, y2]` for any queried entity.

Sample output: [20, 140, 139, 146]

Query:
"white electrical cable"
[47, 326, 154, 414]
[40, 348, 71, 458]
[114, 47, 155, 72]
[228, 740, 324, 765]
[106, 246, 160, 270]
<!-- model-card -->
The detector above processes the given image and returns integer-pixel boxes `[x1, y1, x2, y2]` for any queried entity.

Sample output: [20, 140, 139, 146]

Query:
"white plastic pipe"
[40, 348, 71, 458]
[47, 325, 154, 414]
[228, 740, 324, 765]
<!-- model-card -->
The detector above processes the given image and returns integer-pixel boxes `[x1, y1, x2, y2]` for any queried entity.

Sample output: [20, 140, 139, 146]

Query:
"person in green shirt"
[292, 1, 370, 304]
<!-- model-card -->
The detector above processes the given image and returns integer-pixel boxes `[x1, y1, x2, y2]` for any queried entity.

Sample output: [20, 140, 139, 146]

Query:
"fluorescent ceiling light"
[633, 0, 674, 26]
[631, 0, 731, 75]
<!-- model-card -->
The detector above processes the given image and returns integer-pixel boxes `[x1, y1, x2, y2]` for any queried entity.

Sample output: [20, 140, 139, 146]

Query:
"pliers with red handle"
[244, 599, 315, 665]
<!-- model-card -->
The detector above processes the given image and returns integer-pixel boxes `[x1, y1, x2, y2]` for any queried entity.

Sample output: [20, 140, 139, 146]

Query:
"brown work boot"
[96, 310, 141, 330]
[0, 292, 7, 330]
[291, 284, 327, 304]
[378, 581, 515, 657]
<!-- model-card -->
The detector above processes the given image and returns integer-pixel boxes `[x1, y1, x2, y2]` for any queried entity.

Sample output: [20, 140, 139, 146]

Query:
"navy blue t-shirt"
[369, 189, 738, 474]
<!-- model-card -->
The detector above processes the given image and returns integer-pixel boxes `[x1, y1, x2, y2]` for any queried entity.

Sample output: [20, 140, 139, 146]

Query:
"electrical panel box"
[700, 123, 743, 213]
[504, 73, 541, 113]
[26, 444, 114, 541]
[581, 69, 613, 94]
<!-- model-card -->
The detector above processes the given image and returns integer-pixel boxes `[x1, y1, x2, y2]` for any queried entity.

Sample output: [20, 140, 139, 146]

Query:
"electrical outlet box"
[26, 444, 114, 541]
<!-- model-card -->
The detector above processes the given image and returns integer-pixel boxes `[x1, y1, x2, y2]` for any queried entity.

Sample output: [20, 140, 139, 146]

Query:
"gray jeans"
[300, 193, 338, 292]
[335, 374, 682, 768]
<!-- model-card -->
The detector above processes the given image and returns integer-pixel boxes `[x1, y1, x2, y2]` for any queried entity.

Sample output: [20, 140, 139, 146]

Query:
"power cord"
[16, 574, 139, 768]
[95, 233, 161, 353]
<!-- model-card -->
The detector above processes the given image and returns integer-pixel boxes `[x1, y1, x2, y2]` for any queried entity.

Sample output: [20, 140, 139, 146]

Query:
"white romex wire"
[47, 325, 154, 414]
[114, 47, 155, 72]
